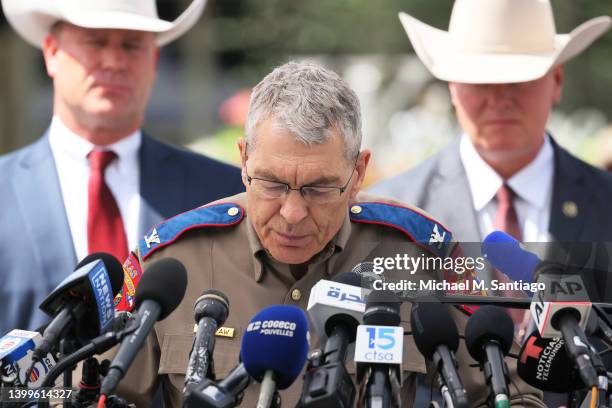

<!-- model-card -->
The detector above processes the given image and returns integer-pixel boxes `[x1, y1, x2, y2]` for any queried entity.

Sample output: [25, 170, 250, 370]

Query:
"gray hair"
[245, 61, 362, 161]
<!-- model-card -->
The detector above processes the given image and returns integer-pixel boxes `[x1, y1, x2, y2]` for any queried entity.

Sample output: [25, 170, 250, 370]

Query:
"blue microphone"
[481, 231, 540, 284]
[241, 305, 310, 408]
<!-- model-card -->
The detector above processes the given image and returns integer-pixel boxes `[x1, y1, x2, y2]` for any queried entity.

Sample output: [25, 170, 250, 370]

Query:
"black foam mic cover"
[363, 290, 401, 326]
[135, 257, 188, 320]
[411, 302, 459, 360]
[465, 305, 514, 362]
[517, 332, 585, 392]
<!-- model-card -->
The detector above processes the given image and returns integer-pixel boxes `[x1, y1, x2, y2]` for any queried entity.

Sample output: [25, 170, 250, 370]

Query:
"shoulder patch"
[140, 202, 244, 260]
[348, 202, 452, 258]
[114, 252, 142, 312]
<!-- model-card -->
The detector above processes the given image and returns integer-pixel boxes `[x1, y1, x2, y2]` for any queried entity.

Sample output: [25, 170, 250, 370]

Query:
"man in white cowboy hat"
[0, 0, 244, 336]
[371, 0, 612, 405]
[372, 0, 612, 286]
[373, 0, 612, 245]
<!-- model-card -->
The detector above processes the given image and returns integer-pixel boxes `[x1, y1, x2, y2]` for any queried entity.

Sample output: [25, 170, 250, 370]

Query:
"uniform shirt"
[459, 133, 554, 242]
[109, 192, 545, 407]
[49, 116, 141, 260]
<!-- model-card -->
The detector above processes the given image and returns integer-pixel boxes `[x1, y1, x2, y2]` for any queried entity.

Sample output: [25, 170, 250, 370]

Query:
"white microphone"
[354, 291, 403, 408]
[530, 271, 592, 337]
[307, 278, 369, 341]
[0, 329, 57, 388]
[530, 271, 597, 388]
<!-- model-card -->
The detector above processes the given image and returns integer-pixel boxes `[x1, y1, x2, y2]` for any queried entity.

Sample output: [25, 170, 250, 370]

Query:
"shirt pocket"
[159, 333, 242, 378]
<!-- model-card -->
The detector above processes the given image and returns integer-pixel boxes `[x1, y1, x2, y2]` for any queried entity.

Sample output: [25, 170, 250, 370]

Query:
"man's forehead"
[248, 148, 352, 186]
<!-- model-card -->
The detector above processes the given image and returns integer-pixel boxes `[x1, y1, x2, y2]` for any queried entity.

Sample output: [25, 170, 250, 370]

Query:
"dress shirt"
[49, 116, 141, 262]
[459, 133, 554, 242]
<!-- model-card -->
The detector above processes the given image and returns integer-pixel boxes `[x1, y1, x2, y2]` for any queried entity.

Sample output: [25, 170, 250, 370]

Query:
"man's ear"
[551, 65, 564, 104]
[350, 150, 371, 199]
[237, 138, 249, 186]
[42, 33, 60, 78]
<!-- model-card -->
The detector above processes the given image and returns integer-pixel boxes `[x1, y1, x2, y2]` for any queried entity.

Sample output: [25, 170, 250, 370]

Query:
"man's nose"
[100, 45, 128, 70]
[279, 190, 309, 225]
[486, 83, 515, 103]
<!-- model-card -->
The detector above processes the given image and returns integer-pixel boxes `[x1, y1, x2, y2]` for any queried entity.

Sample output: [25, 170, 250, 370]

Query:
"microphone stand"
[60, 338, 76, 408]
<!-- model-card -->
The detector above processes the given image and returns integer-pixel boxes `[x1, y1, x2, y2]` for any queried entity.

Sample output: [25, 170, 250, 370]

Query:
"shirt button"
[291, 289, 302, 301]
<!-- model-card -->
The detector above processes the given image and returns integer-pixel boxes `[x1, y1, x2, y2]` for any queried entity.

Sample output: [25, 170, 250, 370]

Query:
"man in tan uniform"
[113, 61, 545, 407]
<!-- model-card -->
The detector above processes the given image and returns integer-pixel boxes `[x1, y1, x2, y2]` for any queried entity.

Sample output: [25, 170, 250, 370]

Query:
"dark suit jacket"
[0, 133, 244, 335]
[370, 137, 612, 298]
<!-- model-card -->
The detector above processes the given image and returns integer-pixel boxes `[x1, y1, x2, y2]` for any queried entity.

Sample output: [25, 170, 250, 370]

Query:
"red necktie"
[87, 150, 128, 263]
[494, 184, 530, 340]
[494, 184, 521, 241]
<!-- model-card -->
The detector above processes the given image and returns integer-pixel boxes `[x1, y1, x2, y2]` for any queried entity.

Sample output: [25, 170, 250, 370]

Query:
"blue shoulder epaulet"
[348, 201, 452, 257]
[140, 202, 244, 260]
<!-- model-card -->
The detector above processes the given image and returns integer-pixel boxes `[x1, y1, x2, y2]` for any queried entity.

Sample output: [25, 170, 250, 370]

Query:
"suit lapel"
[13, 135, 76, 291]
[427, 140, 482, 242]
[138, 135, 185, 238]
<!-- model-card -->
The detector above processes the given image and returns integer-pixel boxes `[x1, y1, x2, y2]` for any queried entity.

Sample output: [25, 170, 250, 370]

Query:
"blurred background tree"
[2, 0, 612, 179]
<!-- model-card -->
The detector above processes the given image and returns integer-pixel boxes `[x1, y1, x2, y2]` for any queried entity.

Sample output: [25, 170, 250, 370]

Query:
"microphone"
[38, 310, 140, 389]
[307, 275, 367, 343]
[482, 232, 599, 387]
[299, 273, 361, 407]
[516, 332, 585, 392]
[183, 362, 251, 408]
[481, 231, 540, 284]
[465, 305, 513, 408]
[241, 305, 310, 408]
[530, 272, 597, 387]
[0, 329, 57, 388]
[411, 302, 468, 408]
[184, 289, 230, 389]
[30, 253, 123, 369]
[100, 257, 188, 397]
[354, 290, 403, 408]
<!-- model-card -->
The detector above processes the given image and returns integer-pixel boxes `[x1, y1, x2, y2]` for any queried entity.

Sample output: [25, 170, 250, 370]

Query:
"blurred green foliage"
[203, 0, 612, 117]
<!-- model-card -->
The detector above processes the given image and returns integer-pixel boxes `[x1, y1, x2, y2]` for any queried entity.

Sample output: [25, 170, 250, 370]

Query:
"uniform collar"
[245, 208, 352, 282]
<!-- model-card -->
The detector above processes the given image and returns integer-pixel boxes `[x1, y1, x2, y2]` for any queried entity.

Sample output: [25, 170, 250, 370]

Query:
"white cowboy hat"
[1, 0, 207, 48]
[399, 0, 611, 84]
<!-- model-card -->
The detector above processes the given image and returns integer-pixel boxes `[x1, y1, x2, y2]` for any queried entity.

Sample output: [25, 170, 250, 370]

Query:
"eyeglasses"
[245, 163, 357, 204]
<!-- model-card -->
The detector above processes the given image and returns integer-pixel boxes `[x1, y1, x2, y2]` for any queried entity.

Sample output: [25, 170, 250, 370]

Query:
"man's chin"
[85, 104, 136, 125]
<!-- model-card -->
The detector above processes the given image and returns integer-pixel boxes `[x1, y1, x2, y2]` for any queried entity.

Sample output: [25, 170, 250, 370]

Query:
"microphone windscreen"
[194, 289, 230, 324]
[465, 305, 514, 362]
[411, 302, 459, 359]
[481, 231, 540, 284]
[517, 332, 584, 392]
[364, 290, 401, 326]
[241, 305, 309, 389]
[135, 258, 188, 320]
[76, 252, 124, 296]
[351, 261, 379, 289]
[332, 272, 363, 287]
